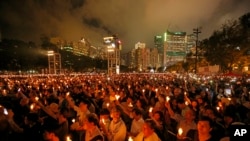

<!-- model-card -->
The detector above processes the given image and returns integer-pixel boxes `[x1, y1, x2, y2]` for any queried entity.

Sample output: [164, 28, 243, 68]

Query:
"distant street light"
[193, 27, 201, 74]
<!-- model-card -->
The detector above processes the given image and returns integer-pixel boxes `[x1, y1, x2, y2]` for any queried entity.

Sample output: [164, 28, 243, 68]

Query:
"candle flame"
[178, 128, 183, 136]
[149, 107, 153, 113]
[166, 96, 170, 102]
[115, 95, 120, 100]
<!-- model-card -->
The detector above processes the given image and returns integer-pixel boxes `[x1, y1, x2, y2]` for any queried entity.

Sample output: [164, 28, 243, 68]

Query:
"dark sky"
[0, 0, 249, 52]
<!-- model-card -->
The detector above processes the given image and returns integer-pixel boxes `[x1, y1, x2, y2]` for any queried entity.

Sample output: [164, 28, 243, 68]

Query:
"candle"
[149, 107, 153, 113]
[178, 128, 183, 136]
[35, 96, 39, 101]
[128, 136, 133, 141]
[106, 103, 110, 108]
[185, 101, 189, 105]
[66, 92, 70, 97]
[166, 86, 169, 90]
[72, 118, 75, 123]
[155, 88, 158, 92]
[142, 89, 145, 93]
[166, 96, 170, 102]
[66, 136, 72, 141]
[115, 95, 120, 100]
[30, 104, 35, 110]
[216, 106, 220, 111]
[128, 102, 133, 107]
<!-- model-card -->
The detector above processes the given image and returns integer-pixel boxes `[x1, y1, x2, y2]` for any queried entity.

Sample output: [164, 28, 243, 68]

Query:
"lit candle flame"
[128, 102, 133, 107]
[216, 106, 220, 111]
[166, 86, 169, 90]
[149, 107, 153, 113]
[142, 89, 145, 93]
[185, 101, 189, 105]
[35, 96, 39, 101]
[166, 96, 170, 102]
[72, 118, 75, 123]
[106, 103, 110, 107]
[128, 136, 133, 141]
[66, 92, 70, 97]
[115, 95, 120, 100]
[155, 88, 158, 92]
[178, 128, 183, 136]
[30, 104, 34, 110]
[66, 136, 72, 141]
[228, 98, 231, 101]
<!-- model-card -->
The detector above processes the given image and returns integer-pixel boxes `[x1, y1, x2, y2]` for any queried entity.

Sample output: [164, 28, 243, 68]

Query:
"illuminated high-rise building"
[162, 30, 195, 67]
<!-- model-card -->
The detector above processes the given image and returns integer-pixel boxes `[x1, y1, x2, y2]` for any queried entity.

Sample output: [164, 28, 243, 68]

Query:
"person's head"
[191, 100, 198, 108]
[131, 108, 142, 120]
[173, 87, 182, 96]
[177, 98, 186, 109]
[78, 99, 90, 112]
[197, 116, 213, 135]
[142, 119, 156, 138]
[83, 113, 99, 130]
[100, 108, 110, 120]
[184, 109, 196, 121]
[153, 111, 164, 122]
[223, 113, 235, 125]
[136, 99, 146, 108]
[110, 107, 121, 123]
[204, 107, 216, 120]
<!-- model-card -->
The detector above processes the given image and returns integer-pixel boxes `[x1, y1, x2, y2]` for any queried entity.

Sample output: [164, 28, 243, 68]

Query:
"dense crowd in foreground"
[0, 73, 250, 141]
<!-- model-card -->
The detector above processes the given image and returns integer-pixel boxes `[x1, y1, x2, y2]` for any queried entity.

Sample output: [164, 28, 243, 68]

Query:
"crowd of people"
[0, 73, 250, 141]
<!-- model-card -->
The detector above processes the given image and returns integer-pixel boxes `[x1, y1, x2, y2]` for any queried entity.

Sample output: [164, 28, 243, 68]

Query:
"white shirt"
[133, 132, 161, 141]
[108, 118, 126, 141]
[130, 118, 144, 136]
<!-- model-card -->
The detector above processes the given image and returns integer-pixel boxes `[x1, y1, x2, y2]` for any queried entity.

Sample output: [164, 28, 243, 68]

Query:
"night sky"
[0, 0, 249, 52]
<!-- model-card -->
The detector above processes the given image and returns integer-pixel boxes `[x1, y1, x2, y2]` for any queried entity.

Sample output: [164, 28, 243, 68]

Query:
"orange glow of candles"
[142, 89, 145, 93]
[155, 88, 158, 92]
[185, 101, 189, 105]
[166, 86, 169, 90]
[178, 127, 183, 136]
[72, 118, 75, 123]
[106, 103, 110, 107]
[35, 96, 39, 101]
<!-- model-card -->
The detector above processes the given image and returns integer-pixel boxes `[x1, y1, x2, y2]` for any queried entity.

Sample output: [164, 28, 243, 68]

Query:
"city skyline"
[0, 0, 250, 53]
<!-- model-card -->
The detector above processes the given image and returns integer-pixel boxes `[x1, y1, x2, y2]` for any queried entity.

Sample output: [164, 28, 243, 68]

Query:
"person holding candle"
[82, 113, 104, 141]
[128, 108, 144, 138]
[107, 107, 126, 141]
[133, 119, 161, 141]
[194, 116, 218, 141]
[165, 99, 196, 140]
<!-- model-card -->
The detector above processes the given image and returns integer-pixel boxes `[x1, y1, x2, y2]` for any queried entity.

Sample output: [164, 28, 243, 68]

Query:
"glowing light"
[115, 95, 120, 100]
[72, 118, 75, 123]
[149, 107, 153, 113]
[128, 136, 133, 141]
[166, 96, 170, 102]
[178, 128, 183, 136]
